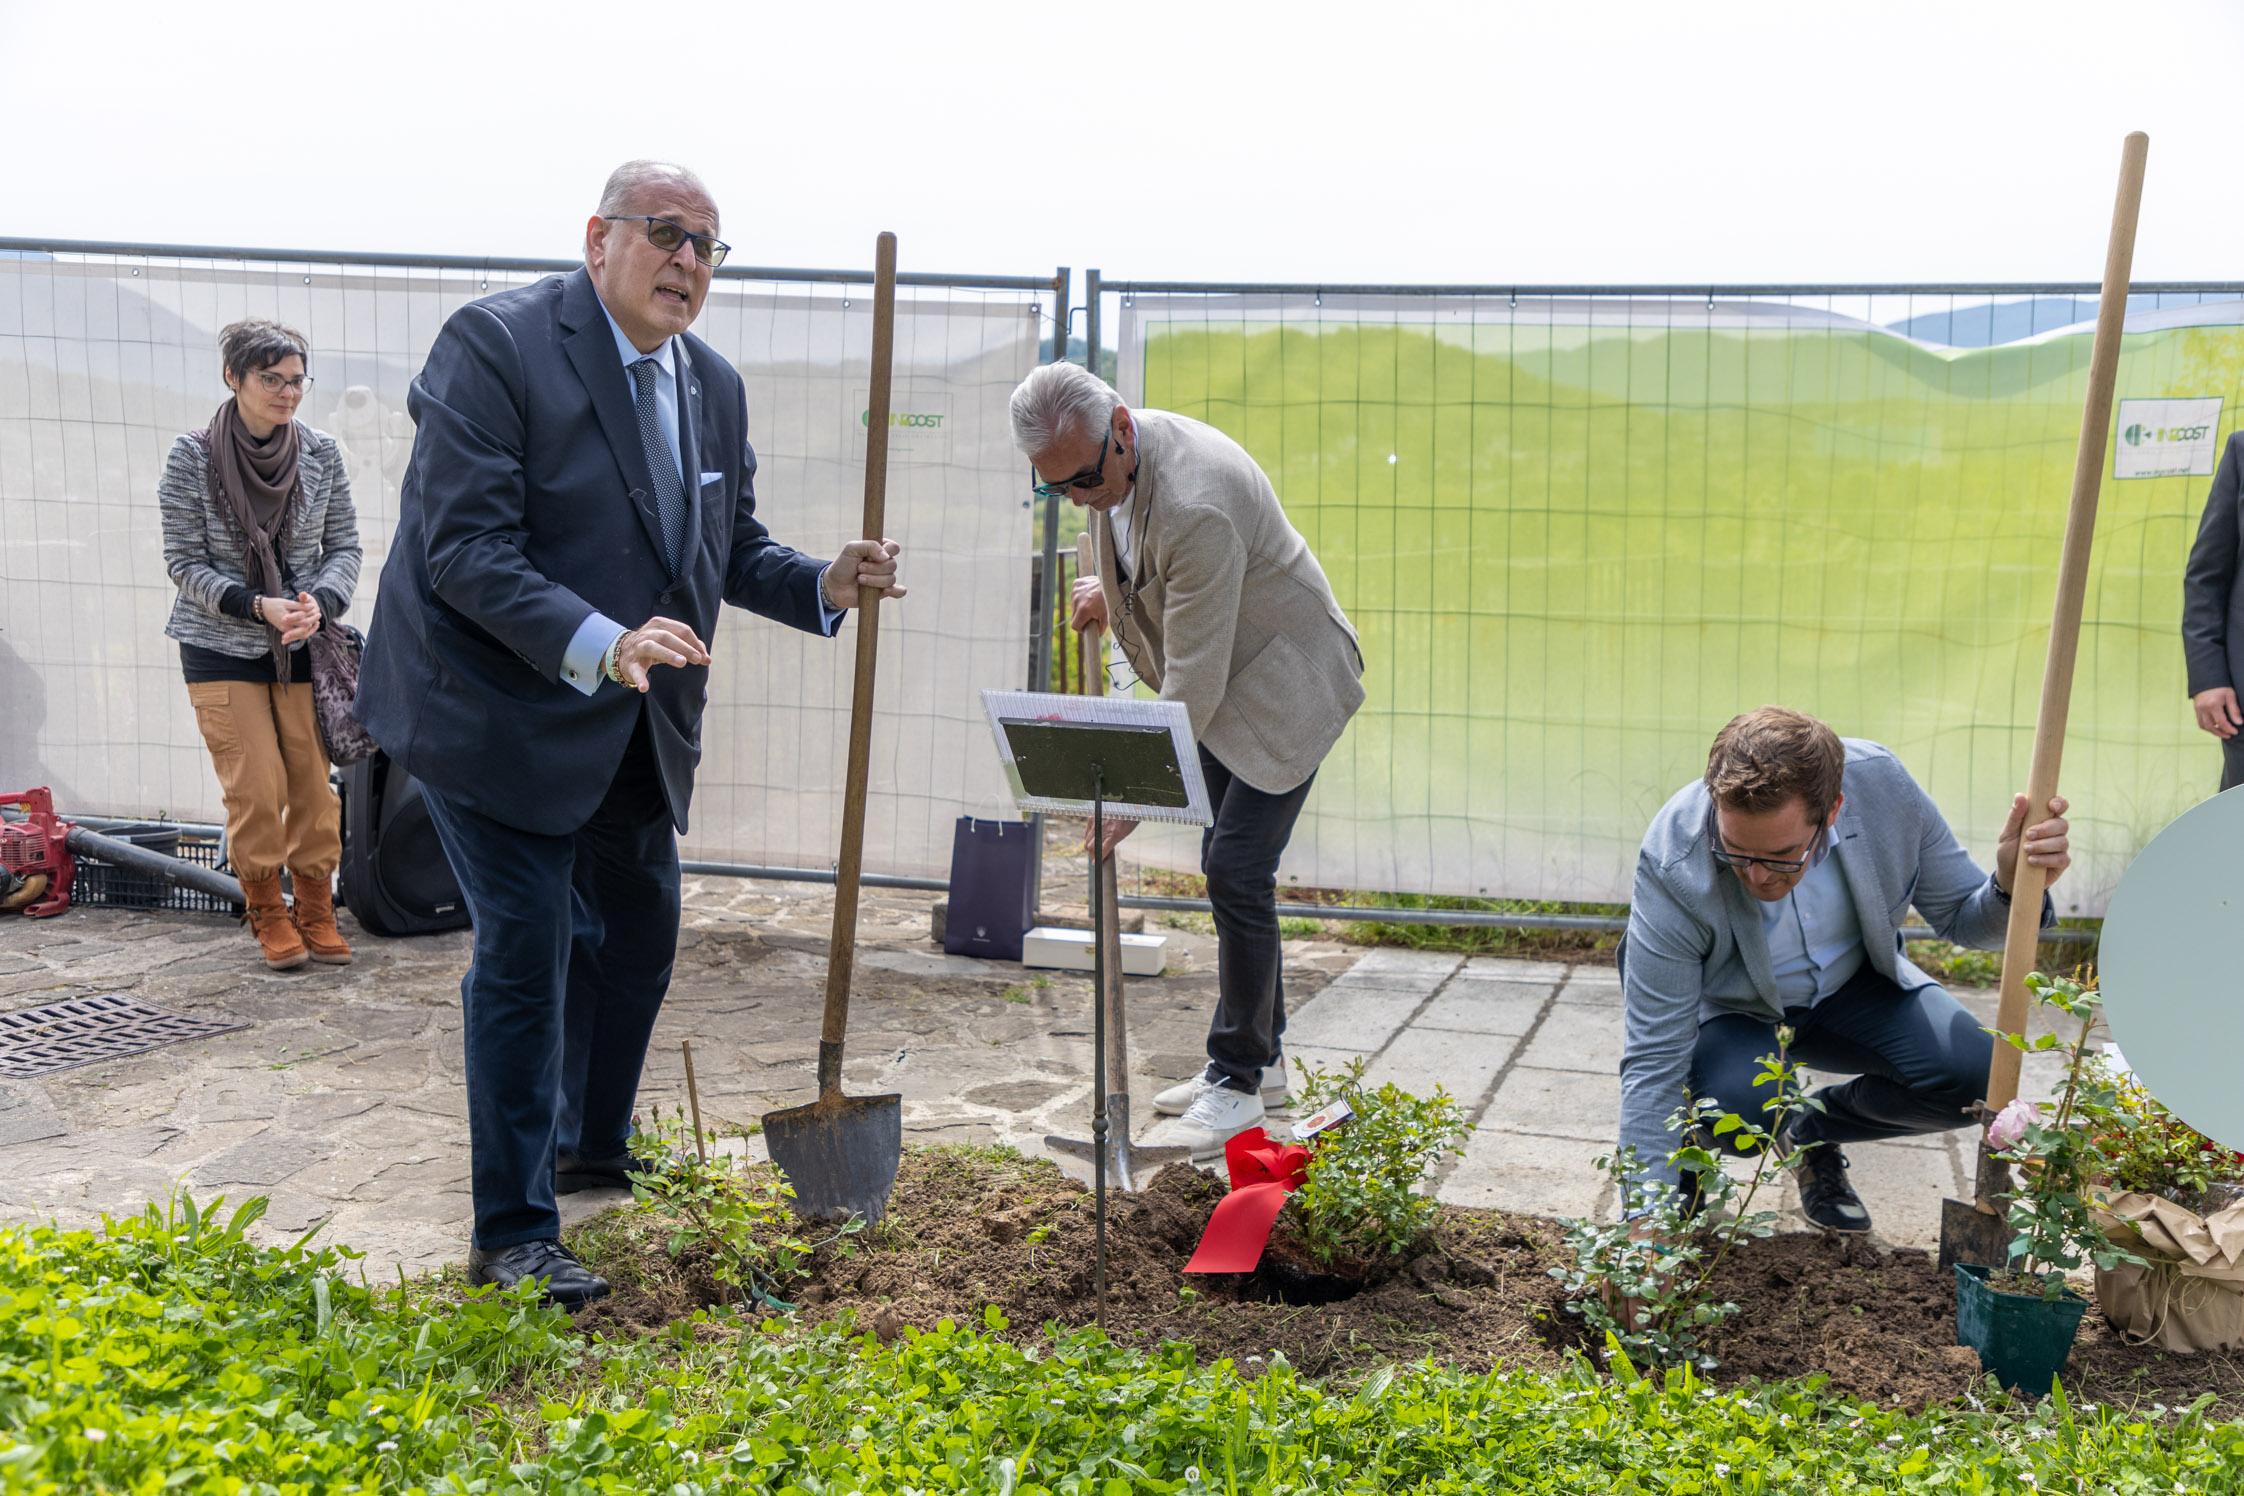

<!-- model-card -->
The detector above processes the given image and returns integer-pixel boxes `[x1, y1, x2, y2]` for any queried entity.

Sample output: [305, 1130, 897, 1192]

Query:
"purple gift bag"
[943, 817, 1037, 962]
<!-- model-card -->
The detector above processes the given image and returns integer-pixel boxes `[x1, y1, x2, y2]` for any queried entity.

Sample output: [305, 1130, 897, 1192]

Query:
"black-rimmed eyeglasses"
[1032, 435, 1112, 500]
[1710, 816, 1829, 875]
[602, 214, 731, 268]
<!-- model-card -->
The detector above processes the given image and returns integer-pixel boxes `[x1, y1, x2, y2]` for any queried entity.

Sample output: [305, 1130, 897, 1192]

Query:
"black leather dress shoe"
[466, 1239, 610, 1309]
[554, 1149, 668, 1195]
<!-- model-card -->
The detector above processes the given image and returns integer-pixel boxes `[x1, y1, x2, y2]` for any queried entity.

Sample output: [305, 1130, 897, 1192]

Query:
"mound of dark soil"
[569, 1147, 2244, 1416]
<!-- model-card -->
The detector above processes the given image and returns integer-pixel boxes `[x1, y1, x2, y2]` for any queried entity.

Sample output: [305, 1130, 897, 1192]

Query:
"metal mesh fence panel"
[1114, 289, 2244, 916]
[0, 248, 1045, 877]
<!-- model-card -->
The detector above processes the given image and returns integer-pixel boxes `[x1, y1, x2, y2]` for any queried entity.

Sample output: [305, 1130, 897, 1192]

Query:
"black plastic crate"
[71, 830, 238, 915]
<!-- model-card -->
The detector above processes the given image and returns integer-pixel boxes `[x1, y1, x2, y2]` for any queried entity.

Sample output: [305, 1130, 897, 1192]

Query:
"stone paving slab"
[1445, 1128, 1614, 1220]
[1412, 981, 1545, 1037]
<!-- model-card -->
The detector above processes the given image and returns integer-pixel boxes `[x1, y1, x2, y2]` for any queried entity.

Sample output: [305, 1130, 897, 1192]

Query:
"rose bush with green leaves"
[1985, 972, 2149, 1299]
[1553, 1029, 1816, 1370]
[1288, 1058, 1468, 1266]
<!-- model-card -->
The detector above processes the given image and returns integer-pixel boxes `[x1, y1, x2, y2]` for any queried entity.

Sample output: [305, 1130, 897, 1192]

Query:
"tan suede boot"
[239, 873, 308, 971]
[289, 872, 353, 965]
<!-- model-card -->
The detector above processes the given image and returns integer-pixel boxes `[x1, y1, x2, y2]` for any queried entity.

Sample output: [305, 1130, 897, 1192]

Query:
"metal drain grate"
[0, 994, 250, 1080]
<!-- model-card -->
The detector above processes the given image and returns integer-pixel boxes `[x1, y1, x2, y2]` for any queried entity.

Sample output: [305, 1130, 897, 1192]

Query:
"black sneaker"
[466, 1238, 609, 1310]
[1777, 1117, 1872, 1234]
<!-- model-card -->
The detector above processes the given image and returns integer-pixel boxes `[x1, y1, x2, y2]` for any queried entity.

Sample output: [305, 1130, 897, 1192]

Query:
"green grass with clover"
[5, 1187, 2244, 1492]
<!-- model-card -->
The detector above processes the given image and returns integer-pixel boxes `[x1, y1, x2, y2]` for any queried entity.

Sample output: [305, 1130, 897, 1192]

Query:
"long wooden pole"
[815, 231, 898, 1103]
[1983, 133, 2148, 1112]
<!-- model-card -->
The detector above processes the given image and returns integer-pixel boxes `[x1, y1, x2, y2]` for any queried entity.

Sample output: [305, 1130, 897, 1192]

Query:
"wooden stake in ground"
[682, 1040, 707, 1164]
[1940, 130, 2148, 1269]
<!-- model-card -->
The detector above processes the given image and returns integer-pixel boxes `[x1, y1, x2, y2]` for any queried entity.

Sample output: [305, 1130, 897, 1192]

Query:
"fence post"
[1028, 266, 1070, 694]
[1086, 267, 1102, 385]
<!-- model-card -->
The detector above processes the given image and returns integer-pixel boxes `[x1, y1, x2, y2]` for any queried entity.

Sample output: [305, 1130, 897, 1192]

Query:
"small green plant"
[626, 1108, 856, 1308]
[1906, 938, 2004, 987]
[1551, 1028, 1814, 1370]
[1288, 1058, 1468, 1266]
[1982, 972, 2149, 1299]
[1002, 983, 1033, 1003]
[1278, 916, 1326, 939]
[2089, 1064, 2244, 1208]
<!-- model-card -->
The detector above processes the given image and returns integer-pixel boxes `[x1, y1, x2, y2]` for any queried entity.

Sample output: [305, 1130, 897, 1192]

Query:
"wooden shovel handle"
[817, 230, 898, 1097]
[1984, 133, 2148, 1112]
[1076, 533, 1105, 697]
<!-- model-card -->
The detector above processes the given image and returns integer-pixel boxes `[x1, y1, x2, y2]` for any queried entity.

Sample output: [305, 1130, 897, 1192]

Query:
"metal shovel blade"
[762, 1091, 904, 1227]
[1939, 1197, 2012, 1272]
[1939, 1131, 2018, 1271]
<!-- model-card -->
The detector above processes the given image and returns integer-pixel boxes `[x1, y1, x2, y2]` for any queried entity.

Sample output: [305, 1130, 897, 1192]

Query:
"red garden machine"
[1, 787, 244, 917]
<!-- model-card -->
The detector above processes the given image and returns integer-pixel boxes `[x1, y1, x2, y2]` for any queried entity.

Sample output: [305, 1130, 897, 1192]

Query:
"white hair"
[1009, 361, 1121, 460]
[596, 160, 716, 223]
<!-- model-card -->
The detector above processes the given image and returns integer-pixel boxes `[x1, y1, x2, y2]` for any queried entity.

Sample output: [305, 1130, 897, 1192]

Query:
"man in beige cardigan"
[1009, 362, 1365, 1156]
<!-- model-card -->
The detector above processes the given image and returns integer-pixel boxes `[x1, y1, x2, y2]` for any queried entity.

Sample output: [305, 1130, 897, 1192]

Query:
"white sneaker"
[1152, 1067, 1222, 1116]
[1155, 1059, 1288, 1116]
[1261, 1051, 1291, 1109]
[1174, 1085, 1266, 1159]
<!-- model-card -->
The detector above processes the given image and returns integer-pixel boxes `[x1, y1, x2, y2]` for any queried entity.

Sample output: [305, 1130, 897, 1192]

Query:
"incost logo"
[861, 411, 945, 429]
[2125, 422, 2213, 446]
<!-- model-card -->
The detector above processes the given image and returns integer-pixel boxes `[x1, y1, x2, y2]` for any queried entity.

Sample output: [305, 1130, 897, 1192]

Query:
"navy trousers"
[1199, 745, 1317, 1091]
[1691, 962, 1993, 1151]
[420, 711, 680, 1250]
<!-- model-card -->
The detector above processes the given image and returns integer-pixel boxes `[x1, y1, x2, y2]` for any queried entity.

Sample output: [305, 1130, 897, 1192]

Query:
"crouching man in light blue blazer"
[1618, 706, 2072, 1235]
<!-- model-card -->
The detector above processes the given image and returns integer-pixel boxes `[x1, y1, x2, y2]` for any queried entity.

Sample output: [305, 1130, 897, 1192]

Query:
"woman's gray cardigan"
[158, 424, 363, 658]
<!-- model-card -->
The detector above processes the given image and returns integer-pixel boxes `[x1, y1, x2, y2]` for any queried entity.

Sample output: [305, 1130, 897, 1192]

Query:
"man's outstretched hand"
[1994, 792, 2071, 894]
[824, 539, 906, 610]
[613, 617, 711, 692]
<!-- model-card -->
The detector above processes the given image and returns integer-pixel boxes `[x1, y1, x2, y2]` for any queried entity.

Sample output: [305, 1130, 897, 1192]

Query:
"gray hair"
[596, 159, 716, 223]
[1009, 361, 1121, 460]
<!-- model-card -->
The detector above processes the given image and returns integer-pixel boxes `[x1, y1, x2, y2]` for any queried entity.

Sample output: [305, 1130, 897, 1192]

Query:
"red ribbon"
[1182, 1127, 1313, 1274]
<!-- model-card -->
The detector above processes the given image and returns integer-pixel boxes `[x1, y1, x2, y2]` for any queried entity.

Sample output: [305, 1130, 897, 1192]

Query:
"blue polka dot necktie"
[629, 356, 687, 576]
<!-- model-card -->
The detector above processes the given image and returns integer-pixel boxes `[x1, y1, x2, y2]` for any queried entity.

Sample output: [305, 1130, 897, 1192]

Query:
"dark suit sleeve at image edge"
[412, 303, 601, 677]
[721, 436, 836, 634]
[2182, 435, 2242, 697]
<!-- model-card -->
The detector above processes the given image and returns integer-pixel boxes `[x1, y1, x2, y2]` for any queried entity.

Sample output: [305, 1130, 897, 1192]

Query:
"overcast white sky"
[5, 0, 2240, 288]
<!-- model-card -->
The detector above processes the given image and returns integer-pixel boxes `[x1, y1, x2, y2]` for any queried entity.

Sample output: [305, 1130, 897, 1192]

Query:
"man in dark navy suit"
[2185, 429, 2244, 792]
[357, 160, 904, 1307]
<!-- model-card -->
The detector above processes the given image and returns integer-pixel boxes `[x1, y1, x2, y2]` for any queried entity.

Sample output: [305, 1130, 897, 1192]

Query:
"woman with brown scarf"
[158, 320, 363, 970]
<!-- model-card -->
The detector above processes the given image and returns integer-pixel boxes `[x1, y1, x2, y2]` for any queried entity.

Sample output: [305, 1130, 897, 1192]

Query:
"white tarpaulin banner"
[0, 250, 1043, 877]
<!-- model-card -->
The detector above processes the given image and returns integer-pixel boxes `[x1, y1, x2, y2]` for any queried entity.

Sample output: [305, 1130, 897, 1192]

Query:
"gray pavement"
[0, 864, 2075, 1281]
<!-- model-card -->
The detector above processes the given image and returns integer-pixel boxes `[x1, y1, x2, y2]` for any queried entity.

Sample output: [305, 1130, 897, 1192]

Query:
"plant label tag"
[1292, 1098, 1353, 1141]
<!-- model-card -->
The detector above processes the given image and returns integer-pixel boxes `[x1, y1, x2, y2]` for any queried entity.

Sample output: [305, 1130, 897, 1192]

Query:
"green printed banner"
[1118, 297, 2244, 915]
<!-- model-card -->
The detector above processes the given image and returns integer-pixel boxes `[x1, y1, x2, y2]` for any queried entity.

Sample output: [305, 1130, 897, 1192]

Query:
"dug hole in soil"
[571, 1147, 2244, 1415]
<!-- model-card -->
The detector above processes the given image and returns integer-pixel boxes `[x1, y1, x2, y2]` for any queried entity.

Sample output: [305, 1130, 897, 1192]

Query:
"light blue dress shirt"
[558, 305, 840, 694]
[1759, 837, 1866, 1009]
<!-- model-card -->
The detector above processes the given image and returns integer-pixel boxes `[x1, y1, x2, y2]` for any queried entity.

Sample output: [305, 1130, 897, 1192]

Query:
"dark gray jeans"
[1199, 745, 1317, 1091]
[1691, 963, 1993, 1151]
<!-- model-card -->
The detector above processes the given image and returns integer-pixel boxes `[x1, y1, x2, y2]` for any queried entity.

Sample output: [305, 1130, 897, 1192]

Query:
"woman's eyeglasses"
[603, 214, 731, 268]
[250, 372, 314, 394]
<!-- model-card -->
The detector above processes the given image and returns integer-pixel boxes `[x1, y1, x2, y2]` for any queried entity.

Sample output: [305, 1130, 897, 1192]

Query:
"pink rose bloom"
[1987, 1098, 2041, 1150]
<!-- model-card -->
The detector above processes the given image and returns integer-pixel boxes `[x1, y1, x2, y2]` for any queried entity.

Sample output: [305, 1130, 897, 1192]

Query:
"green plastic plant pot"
[1954, 1262, 2090, 1396]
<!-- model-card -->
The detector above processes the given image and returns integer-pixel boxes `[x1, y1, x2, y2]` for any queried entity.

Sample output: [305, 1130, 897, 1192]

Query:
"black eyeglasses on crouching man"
[602, 214, 731, 269]
[1708, 810, 1830, 875]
